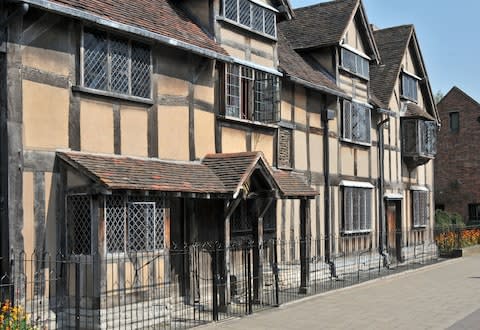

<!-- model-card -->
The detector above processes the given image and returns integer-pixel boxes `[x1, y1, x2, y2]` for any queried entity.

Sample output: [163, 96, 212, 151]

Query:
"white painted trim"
[402, 69, 422, 81]
[410, 185, 429, 192]
[340, 43, 371, 60]
[384, 193, 403, 200]
[351, 98, 374, 109]
[249, 0, 279, 12]
[230, 57, 283, 76]
[340, 180, 374, 189]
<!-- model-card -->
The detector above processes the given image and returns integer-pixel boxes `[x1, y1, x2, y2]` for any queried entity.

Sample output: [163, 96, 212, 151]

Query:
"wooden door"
[386, 201, 402, 261]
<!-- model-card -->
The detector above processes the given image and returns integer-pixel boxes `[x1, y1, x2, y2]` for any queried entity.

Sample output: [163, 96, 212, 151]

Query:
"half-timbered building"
[0, 0, 439, 328]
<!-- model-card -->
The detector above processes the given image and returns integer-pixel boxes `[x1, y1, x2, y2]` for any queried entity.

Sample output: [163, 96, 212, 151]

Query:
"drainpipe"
[322, 96, 336, 277]
[377, 114, 390, 268]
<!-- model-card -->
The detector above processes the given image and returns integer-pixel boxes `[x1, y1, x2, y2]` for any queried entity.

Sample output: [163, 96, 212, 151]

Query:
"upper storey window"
[223, 0, 277, 38]
[401, 73, 418, 102]
[342, 100, 371, 145]
[82, 29, 151, 99]
[225, 63, 280, 123]
[340, 48, 369, 80]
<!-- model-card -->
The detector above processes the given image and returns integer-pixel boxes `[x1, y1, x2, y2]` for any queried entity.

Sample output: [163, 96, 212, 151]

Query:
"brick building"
[435, 87, 480, 224]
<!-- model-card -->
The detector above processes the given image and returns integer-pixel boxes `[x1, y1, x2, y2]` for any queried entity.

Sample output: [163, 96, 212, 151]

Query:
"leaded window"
[106, 195, 166, 253]
[402, 119, 437, 158]
[83, 29, 151, 99]
[222, 0, 277, 37]
[225, 63, 279, 123]
[401, 73, 418, 102]
[66, 195, 92, 255]
[340, 48, 369, 79]
[342, 100, 371, 144]
[412, 190, 428, 228]
[343, 187, 372, 233]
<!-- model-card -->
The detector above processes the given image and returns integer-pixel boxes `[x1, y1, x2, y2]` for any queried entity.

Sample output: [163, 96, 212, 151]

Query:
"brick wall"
[435, 87, 480, 221]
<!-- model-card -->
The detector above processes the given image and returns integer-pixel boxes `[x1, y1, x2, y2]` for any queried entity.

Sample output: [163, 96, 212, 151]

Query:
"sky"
[290, 0, 480, 102]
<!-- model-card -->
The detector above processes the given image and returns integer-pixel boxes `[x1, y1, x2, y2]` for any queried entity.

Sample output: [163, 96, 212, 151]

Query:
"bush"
[435, 209, 464, 231]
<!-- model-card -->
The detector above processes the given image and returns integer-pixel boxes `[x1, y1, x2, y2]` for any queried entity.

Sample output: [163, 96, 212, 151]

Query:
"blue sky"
[290, 0, 480, 102]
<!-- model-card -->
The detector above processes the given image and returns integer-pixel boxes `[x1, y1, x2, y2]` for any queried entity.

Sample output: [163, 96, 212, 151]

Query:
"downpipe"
[377, 115, 390, 269]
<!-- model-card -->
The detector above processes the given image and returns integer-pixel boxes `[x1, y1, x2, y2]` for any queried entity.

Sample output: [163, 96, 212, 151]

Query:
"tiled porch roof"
[404, 103, 436, 121]
[57, 151, 317, 199]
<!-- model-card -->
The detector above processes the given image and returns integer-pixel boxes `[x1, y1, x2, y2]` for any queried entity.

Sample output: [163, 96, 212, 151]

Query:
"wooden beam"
[299, 199, 311, 294]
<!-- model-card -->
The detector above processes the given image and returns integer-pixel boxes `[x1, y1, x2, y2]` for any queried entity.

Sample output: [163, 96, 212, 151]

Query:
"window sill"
[340, 138, 372, 148]
[216, 16, 277, 41]
[400, 95, 418, 103]
[412, 226, 427, 231]
[341, 230, 372, 236]
[72, 86, 154, 106]
[338, 66, 369, 81]
[217, 115, 278, 130]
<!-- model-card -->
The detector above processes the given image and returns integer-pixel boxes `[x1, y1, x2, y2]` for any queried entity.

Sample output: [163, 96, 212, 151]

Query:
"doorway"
[386, 200, 402, 262]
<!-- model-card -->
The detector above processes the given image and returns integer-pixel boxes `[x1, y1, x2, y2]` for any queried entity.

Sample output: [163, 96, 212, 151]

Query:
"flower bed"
[435, 228, 480, 255]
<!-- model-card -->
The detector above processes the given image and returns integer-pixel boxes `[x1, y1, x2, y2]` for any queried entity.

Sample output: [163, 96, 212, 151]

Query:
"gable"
[342, 13, 369, 55]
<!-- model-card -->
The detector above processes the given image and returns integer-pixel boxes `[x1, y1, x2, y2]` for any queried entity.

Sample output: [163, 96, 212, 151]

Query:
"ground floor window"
[412, 190, 429, 228]
[468, 204, 480, 224]
[342, 187, 372, 233]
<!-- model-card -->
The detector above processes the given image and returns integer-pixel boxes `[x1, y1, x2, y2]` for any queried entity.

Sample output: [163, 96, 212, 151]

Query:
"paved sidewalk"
[201, 256, 480, 330]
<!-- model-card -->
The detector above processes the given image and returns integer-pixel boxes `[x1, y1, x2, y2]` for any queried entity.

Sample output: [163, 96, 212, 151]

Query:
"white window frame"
[342, 100, 371, 145]
[81, 28, 152, 100]
[340, 47, 370, 80]
[412, 189, 429, 228]
[342, 186, 373, 234]
[222, 0, 277, 38]
[225, 63, 279, 123]
[401, 72, 419, 102]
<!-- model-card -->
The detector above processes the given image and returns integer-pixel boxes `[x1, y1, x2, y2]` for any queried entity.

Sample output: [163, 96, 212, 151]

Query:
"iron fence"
[0, 230, 444, 329]
[434, 224, 480, 255]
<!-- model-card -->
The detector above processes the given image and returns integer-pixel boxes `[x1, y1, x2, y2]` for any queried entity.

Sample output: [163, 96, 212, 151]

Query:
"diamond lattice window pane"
[84, 31, 108, 91]
[111, 38, 130, 94]
[67, 195, 91, 255]
[106, 195, 126, 253]
[225, 0, 238, 21]
[131, 43, 151, 98]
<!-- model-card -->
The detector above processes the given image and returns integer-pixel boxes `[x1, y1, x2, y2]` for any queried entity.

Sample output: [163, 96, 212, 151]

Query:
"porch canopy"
[57, 150, 317, 199]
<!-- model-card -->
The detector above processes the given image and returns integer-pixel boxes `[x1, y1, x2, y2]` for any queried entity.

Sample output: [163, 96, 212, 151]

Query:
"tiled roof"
[273, 170, 317, 198]
[370, 25, 413, 107]
[57, 151, 228, 194]
[58, 151, 317, 198]
[44, 0, 227, 55]
[279, 0, 358, 50]
[277, 29, 345, 96]
[404, 103, 436, 121]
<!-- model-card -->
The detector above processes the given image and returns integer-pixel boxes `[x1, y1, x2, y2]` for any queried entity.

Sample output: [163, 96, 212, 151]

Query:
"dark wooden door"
[386, 201, 402, 261]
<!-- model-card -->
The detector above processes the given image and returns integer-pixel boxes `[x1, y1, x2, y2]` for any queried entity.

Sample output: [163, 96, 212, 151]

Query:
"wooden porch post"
[253, 198, 273, 302]
[299, 199, 311, 294]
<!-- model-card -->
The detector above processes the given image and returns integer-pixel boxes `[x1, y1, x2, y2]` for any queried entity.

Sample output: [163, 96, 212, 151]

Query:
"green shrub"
[435, 209, 464, 231]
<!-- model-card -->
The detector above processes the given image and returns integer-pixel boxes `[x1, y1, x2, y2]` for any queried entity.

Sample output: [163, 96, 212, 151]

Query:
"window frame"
[342, 186, 373, 234]
[412, 190, 429, 228]
[224, 63, 280, 124]
[341, 100, 372, 146]
[468, 204, 480, 224]
[401, 118, 437, 158]
[80, 27, 153, 101]
[222, 0, 277, 39]
[401, 72, 419, 102]
[277, 127, 293, 169]
[449, 112, 460, 133]
[339, 47, 370, 80]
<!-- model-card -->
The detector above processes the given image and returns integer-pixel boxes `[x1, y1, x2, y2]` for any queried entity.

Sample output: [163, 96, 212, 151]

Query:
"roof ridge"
[374, 24, 413, 33]
[441, 86, 480, 108]
[294, 0, 357, 11]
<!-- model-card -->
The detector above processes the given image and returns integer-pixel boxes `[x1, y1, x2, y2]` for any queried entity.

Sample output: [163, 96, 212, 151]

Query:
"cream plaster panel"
[425, 161, 433, 186]
[23, 80, 69, 149]
[222, 127, 247, 153]
[357, 149, 369, 178]
[194, 109, 215, 159]
[295, 107, 307, 126]
[390, 150, 398, 181]
[417, 164, 426, 185]
[370, 147, 378, 178]
[329, 137, 338, 174]
[310, 112, 321, 129]
[281, 100, 292, 121]
[332, 186, 340, 251]
[294, 87, 307, 125]
[23, 172, 34, 257]
[294, 130, 308, 171]
[120, 106, 148, 157]
[309, 134, 323, 173]
[222, 45, 246, 60]
[340, 146, 354, 176]
[292, 199, 300, 243]
[252, 133, 273, 165]
[158, 106, 189, 160]
[156, 74, 189, 96]
[284, 199, 292, 245]
[194, 84, 214, 105]
[250, 38, 274, 55]
[250, 54, 274, 68]
[80, 100, 114, 154]
[220, 28, 247, 45]
[344, 19, 366, 53]
[22, 46, 70, 76]
[384, 151, 391, 182]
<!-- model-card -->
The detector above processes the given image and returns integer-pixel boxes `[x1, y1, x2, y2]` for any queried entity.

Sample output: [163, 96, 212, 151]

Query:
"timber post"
[299, 199, 311, 294]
